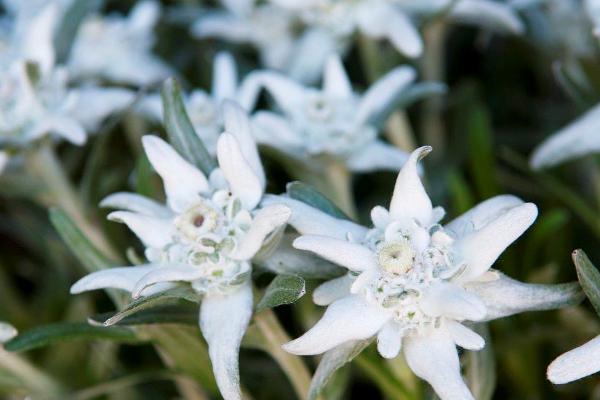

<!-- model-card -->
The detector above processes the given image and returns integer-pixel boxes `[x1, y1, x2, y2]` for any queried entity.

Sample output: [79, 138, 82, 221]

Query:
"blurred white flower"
[70, 101, 290, 400]
[530, 103, 600, 169]
[267, 147, 578, 400]
[68, 1, 172, 86]
[547, 335, 600, 384]
[0, 321, 17, 343]
[247, 54, 414, 173]
[138, 52, 255, 155]
[192, 1, 339, 83]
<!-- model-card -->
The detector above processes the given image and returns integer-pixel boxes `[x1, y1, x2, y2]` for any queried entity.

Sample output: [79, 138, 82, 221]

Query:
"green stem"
[355, 352, 416, 400]
[0, 347, 65, 397]
[254, 310, 313, 400]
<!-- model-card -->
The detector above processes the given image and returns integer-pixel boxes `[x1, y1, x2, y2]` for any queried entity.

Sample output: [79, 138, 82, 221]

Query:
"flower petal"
[464, 271, 583, 321]
[70, 265, 161, 294]
[251, 111, 304, 152]
[200, 280, 253, 400]
[108, 210, 172, 248]
[445, 320, 485, 350]
[142, 135, 210, 212]
[282, 295, 390, 355]
[217, 132, 264, 210]
[323, 54, 352, 98]
[389, 146, 433, 225]
[450, 0, 525, 35]
[293, 235, 377, 272]
[242, 71, 307, 114]
[70, 87, 134, 131]
[385, 9, 423, 58]
[231, 204, 291, 260]
[420, 282, 487, 321]
[346, 140, 410, 172]
[377, 322, 402, 359]
[404, 331, 475, 400]
[313, 274, 354, 306]
[31, 115, 87, 145]
[445, 195, 524, 238]
[100, 192, 172, 218]
[131, 266, 205, 298]
[262, 195, 368, 240]
[21, 3, 58, 72]
[456, 203, 538, 282]
[212, 52, 238, 104]
[547, 335, 600, 384]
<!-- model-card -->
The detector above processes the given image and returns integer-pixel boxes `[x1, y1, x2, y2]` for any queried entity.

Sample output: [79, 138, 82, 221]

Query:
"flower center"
[175, 200, 219, 242]
[306, 95, 334, 121]
[378, 240, 415, 274]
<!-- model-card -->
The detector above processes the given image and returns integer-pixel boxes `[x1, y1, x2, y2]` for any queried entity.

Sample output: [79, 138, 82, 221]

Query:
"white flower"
[247, 54, 414, 173]
[68, 1, 172, 86]
[192, 1, 339, 83]
[70, 101, 290, 400]
[0, 321, 17, 343]
[268, 147, 579, 400]
[530, 103, 600, 169]
[547, 335, 600, 384]
[138, 52, 255, 155]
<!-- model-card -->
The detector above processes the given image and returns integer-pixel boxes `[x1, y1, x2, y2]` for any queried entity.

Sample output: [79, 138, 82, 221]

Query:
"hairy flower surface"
[268, 146, 580, 400]
[70, 101, 290, 400]
[547, 334, 600, 384]
[247, 54, 415, 172]
[68, 1, 172, 86]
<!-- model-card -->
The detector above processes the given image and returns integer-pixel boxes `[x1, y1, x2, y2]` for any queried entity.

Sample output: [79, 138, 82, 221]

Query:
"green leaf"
[309, 339, 371, 400]
[91, 303, 198, 327]
[256, 275, 306, 312]
[467, 101, 498, 198]
[100, 287, 200, 327]
[573, 249, 600, 316]
[4, 323, 139, 352]
[286, 181, 350, 220]
[161, 78, 216, 175]
[466, 324, 496, 400]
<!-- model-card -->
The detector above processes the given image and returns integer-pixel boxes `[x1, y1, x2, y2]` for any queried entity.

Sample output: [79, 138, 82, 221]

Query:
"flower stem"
[0, 347, 65, 397]
[254, 309, 313, 400]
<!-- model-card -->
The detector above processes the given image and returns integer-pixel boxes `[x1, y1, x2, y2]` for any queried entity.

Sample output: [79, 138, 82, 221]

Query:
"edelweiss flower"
[138, 52, 255, 155]
[548, 334, 600, 384]
[248, 54, 414, 173]
[530, 103, 600, 169]
[68, 1, 172, 86]
[192, 1, 339, 83]
[70, 101, 290, 400]
[267, 147, 580, 400]
[0, 321, 16, 343]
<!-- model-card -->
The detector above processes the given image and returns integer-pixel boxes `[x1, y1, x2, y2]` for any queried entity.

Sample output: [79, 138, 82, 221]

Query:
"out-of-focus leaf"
[466, 324, 496, 400]
[522, 209, 570, 271]
[355, 347, 415, 400]
[573, 249, 600, 316]
[256, 275, 306, 312]
[309, 339, 371, 400]
[286, 181, 350, 220]
[552, 61, 596, 109]
[135, 152, 163, 199]
[447, 169, 475, 216]
[161, 78, 216, 175]
[91, 303, 198, 327]
[467, 101, 498, 198]
[4, 323, 139, 352]
[100, 287, 200, 327]
[54, 0, 103, 63]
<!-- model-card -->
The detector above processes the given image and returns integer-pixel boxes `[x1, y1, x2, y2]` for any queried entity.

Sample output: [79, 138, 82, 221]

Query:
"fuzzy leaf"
[161, 78, 216, 175]
[91, 303, 198, 326]
[255, 275, 306, 312]
[574, 249, 600, 317]
[4, 323, 139, 352]
[286, 181, 350, 220]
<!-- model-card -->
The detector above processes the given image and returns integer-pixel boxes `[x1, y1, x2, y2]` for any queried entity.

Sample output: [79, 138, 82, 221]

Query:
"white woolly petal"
[287, 27, 338, 84]
[346, 140, 410, 172]
[100, 192, 172, 218]
[377, 322, 402, 359]
[142, 135, 210, 212]
[313, 274, 354, 306]
[350, 269, 380, 294]
[293, 235, 377, 272]
[70, 87, 134, 131]
[0, 322, 17, 343]
[547, 335, 600, 384]
[243, 71, 307, 114]
[108, 211, 173, 249]
[389, 146, 433, 225]
[200, 280, 253, 400]
[450, 0, 525, 35]
[445, 195, 524, 238]
[444, 320, 485, 350]
[212, 52, 238, 104]
[420, 282, 486, 321]
[231, 204, 291, 260]
[251, 112, 304, 151]
[128, 0, 160, 32]
[262, 195, 368, 240]
[323, 54, 352, 98]
[22, 3, 58, 72]
[530, 103, 600, 169]
[404, 331, 475, 400]
[356, 66, 416, 126]
[31, 116, 87, 145]
[282, 295, 390, 355]
[221, 101, 265, 188]
[370, 206, 391, 228]
[217, 132, 264, 210]
[385, 9, 424, 58]
[456, 203, 538, 282]
[70, 265, 161, 294]
[131, 266, 205, 298]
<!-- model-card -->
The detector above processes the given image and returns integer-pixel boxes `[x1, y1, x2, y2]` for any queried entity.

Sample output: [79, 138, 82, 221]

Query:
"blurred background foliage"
[1, 0, 600, 399]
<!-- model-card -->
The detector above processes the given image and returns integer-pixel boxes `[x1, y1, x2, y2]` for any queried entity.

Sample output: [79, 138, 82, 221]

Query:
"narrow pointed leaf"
[91, 303, 198, 326]
[574, 249, 600, 316]
[161, 78, 216, 175]
[286, 181, 350, 220]
[256, 275, 306, 312]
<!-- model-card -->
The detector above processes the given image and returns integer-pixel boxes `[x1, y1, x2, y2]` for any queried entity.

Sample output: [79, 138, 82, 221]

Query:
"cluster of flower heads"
[2, 0, 600, 399]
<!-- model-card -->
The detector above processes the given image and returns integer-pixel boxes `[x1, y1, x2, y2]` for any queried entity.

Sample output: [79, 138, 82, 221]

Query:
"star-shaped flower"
[70, 101, 291, 400]
[267, 146, 580, 400]
[247, 54, 415, 173]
